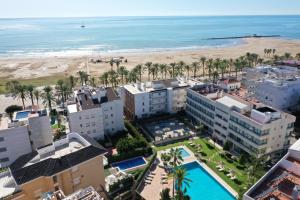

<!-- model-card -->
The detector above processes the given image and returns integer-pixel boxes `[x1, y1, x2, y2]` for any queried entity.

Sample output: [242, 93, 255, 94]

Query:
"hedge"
[108, 148, 152, 163]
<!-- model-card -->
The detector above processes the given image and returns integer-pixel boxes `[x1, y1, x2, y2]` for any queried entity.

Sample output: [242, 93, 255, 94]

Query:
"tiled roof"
[10, 135, 106, 185]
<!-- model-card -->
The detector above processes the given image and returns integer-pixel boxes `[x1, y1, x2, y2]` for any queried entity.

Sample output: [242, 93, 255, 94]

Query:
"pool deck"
[140, 145, 238, 200]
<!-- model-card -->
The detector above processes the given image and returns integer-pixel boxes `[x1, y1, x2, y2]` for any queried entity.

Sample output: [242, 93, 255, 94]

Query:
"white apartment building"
[244, 139, 300, 200]
[121, 78, 195, 120]
[186, 83, 296, 158]
[243, 65, 300, 111]
[67, 87, 124, 140]
[0, 109, 52, 167]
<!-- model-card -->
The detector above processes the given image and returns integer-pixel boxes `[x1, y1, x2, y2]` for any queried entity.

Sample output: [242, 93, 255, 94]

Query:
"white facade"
[243, 65, 300, 111]
[0, 118, 32, 168]
[67, 87, 124, 140]
[121, 78, 194, 119]
[186, 84, 296, 158]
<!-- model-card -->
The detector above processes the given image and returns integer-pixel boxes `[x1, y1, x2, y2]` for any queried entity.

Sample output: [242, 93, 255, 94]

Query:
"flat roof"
[216, 96, 248, 110]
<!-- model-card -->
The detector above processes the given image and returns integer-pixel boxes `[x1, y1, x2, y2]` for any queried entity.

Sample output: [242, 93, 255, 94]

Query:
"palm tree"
[78, 71, 87, 86]
[169, 148, 184, 197]
[5, 80, 20, 94]
[160, 188, 171, 200]
[234, 59, 241, 78]
[174, 168, 192, 200]
[296, 53, 300, 60]
[5, 105, 22, 122]
[219, 60, 227, 79]
[170, 62, 177, 78]
[176, 61, 185, 77]
[109, 58, 114, 70]
[191, 62, 198, 78]
[118, 66, 128, 85]
[128, 70, 138, 83]
[200, 57, 206, 77]
[15, 85, 27, 109]
[34, 90, 40, 105]
[144, 62, 152, 81]
[56, 80, 64, 105]
[89, 77, 97, 87]
[115, 59, 121, 70]
[135, 64, 143, 82]
[212, 71, 219, 83]
[100, 72, 109, 87]
[26, 85, 35, 106]
[42, 86, 55, 111]
[69, 75, 76, 89]
[151, 63, 159, 80]
[207, 58, 213, 80]
[272, 49, 276, 56]
[61, 84, 71, 108]
[184, 64, 191, 78]
[108, 70, 119, 87]
[284, 52, 292, 60]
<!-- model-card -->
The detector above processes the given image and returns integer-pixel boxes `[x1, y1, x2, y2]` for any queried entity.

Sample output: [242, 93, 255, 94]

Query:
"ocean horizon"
[1, 15, 300, 57]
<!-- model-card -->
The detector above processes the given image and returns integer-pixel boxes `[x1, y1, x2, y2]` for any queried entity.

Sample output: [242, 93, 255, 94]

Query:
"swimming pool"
[15, 111, 30, 120]
[112, 157, 147, 171]
[178, 147, 191, 158]
[181, 161, 235, 200]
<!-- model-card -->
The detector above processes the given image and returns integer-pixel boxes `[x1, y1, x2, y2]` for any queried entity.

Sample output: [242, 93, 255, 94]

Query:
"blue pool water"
[15, 111, 30, 120]
[181, 161, 235, 200]
[112, 157, 147, 171]
[178, 147, 190, 158]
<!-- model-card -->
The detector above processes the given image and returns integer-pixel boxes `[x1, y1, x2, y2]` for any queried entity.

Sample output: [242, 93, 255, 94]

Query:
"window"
[93, 129, 96, 133]
[111, 114, 113, 117]
[0, 157, 9, 162]
[53, 175, 58, 183]
[0, 137, 4, 142]
[0, 147, 7, 152]
[79, 116, 82, 120]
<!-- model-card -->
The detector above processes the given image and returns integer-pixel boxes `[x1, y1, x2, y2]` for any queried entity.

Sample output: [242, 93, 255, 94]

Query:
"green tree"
[33, 90, 40, 105]
[5, 105, 23, 122]
[191, 62, 199, 78]
[89, 77, 97, 87]
[296, 53, 300, 60]
[207, 59, 213, 80]
[169, 62, 177, 78]
[117, 66, 128, 85]
[78, 71, 88, 86]
[160, 188, 171, 200]
[200, 57, 206, 77]
[184, 64, 191, 78]
[69, 75, 76, 89]
[100, 72, 109, 87]
[144, 62, 152, 81]
[42, 86, 55, 111]
[174, 168, 192, 200]
[15, 85, 27, 109]
[5, 80, 20, 94]
[169, 148, 184, 197]
[26, 85, 35, 106]
[109, 58, 114, 70]
[135, 64, 143, 82]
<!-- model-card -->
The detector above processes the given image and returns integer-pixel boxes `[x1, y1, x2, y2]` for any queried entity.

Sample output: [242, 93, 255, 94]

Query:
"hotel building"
[121, 78, 197, 120]
[0, 132, 107, 200]
[186, 83, 296, 158]
[0, 109, 52, 167]
[244, 139, 300, 200]
[67, 87, 124, 140]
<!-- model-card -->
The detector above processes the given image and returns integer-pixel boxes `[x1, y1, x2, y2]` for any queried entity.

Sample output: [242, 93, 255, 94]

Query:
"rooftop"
[63, 186, 104, 200]
[124, 77, 190, 94]
[245, 139, 300, 200]
[68, 87, 120, 112]
[216, 96, 249, 110]
[9, 133, 106, 185]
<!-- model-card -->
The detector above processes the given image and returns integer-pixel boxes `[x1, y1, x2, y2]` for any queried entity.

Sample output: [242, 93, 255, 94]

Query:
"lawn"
[154, 138, 264, 194]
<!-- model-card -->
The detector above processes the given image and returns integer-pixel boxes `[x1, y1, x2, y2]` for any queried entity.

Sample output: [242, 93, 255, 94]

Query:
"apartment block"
[244, 139, 300, 200]
[243, 65, 300, 111]
[121, 78, 196, 120]
[67, 87, 124, 140]
[186, 83, 296, 158]
[0, 132, 107, 200]
[0, 109, 52, 167]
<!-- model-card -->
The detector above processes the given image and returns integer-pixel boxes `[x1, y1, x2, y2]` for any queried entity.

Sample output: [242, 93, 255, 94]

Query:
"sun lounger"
[230, 175, 237, 180]
[161, 180, 168, 184]
[218, 167, 225, 172]
[151, 172, 156, 175]
[145, 180, 152, 184]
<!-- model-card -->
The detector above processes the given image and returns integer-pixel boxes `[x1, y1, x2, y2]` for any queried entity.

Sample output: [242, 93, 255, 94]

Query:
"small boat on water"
[81, 25, 85, 28]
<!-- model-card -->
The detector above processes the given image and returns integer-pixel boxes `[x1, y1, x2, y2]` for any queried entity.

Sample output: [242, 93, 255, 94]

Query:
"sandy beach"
[0, 38, 300, 81]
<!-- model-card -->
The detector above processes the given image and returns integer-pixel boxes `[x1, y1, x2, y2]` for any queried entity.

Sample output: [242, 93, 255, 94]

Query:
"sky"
[1, 0, 300, 18]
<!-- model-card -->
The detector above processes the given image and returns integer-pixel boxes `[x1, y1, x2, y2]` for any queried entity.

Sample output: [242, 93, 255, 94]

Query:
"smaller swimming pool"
[112, 156, 147, 171]
[15, 111, 30, 120]
[178, 147, 191, 158]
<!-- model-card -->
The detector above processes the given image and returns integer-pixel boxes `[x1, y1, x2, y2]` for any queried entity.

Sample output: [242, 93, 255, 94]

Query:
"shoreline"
[0, 37, 300, 81]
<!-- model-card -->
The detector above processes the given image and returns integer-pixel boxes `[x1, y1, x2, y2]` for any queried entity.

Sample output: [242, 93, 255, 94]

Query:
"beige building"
[186, 83, 296, 158]
[0, 132, 107, 200]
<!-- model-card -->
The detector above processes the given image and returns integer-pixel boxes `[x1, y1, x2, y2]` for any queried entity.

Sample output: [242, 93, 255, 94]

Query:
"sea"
[0, 15, 300, 57]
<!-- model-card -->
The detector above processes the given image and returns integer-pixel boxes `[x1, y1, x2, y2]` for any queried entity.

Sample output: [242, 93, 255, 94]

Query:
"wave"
[0, 40, 244, 58]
